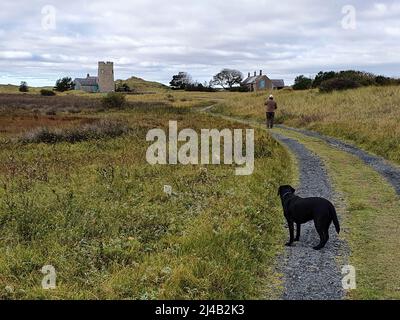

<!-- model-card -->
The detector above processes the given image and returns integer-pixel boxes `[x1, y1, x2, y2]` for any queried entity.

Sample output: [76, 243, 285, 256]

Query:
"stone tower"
[98, 61, 115, 93]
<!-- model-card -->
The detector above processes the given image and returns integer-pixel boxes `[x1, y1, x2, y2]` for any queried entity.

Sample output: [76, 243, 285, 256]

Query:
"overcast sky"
[0, 0, 399, 86]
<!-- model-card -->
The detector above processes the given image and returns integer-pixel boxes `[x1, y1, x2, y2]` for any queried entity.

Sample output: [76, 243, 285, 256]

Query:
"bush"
[319, 78, 361, 93]
[293, 75, 313, 90]
[102, 92, 126, 109]
[115, 83, 132, 92]
[185, 83, 216, 92]
[228, 86, 249, 92]
[19, 81, 29, 93]
[375, 76, 396, 86]
[54, 77, 75, 92]
[20, 120, 129, 144]
[40, 89, 56, 96]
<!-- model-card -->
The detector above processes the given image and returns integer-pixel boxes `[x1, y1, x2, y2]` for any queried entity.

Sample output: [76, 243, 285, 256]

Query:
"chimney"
[248, 72, 250, 78]
[87, 73, 90, 78]
[260, 70, 263, 76]
[254, 71, 257, 77]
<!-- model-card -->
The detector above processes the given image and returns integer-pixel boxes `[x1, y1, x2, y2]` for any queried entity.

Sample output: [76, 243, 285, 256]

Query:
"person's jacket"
[265, 99, 277, 113]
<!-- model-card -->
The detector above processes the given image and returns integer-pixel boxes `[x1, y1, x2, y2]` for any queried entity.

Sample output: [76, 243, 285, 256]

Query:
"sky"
[0, 0, 400, 87]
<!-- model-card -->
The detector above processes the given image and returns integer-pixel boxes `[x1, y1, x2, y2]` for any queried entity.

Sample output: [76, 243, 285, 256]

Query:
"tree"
[54, 77, 75, 92]
[211, 69, 243, 90]
[293, 75, 313, 90]
[169, 72, 192, 90]
[19, 81, 29, 92]
[312, 71, 336, 88]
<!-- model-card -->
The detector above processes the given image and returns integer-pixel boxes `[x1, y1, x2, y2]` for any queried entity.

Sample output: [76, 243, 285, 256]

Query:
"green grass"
[0, 103, 291, 299]
[115, 76, 169, 93]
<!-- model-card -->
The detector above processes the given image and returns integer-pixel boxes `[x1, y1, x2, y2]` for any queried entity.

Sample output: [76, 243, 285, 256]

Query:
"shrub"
[54, 77, 75, 92]
[375, 76, 396, 86]
[293, 75, 313, 90]
[319, 78, 361, 93]
[115, 83, 132, 92]
[40, 89, 56, 96]
[20, 120, 129, 144]
[102, 92, 126, 109]
[19, 81, 29, 93]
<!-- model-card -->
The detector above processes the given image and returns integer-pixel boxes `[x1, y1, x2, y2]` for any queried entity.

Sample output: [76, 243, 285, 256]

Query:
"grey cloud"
[0, 0, 399, 86]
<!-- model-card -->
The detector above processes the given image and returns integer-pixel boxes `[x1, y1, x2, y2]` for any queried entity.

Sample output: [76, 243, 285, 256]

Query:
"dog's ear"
[277, 186, 282, 196]
[290, 186, 296, 194]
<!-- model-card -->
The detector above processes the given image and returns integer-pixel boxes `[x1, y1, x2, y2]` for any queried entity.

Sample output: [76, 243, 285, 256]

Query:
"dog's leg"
[313, 229, 329, 250]
[295, 223, 301, 241]
[286, 221, 295, 246]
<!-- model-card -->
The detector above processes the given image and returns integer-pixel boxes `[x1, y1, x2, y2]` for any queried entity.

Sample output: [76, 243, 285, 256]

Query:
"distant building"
[242, 70, 285, 91]
[74, 61, 115, 93]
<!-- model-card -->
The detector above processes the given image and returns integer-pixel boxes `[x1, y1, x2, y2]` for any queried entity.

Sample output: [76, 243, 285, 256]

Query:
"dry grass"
[212, 86, 400, 164]
[0, 93, 291, 299]
[19, 119, 129, 144]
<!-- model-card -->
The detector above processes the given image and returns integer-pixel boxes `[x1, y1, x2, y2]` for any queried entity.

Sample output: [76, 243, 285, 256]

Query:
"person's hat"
[269, 94, 274, 99]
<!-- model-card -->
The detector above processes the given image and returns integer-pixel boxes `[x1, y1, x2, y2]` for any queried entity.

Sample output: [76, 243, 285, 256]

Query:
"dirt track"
[273, 132, 346, 300]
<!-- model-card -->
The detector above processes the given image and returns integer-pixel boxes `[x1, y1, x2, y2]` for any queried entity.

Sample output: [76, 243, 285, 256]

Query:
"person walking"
[265, 94, 277, 129]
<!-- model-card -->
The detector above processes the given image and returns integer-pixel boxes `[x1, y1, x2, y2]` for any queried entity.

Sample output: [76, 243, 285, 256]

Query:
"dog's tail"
[331, 204, 340, 234]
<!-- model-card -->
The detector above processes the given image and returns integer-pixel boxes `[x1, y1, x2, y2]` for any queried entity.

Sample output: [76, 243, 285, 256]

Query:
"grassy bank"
[0, 101, 291, 299]
[212, 86, 400, 164]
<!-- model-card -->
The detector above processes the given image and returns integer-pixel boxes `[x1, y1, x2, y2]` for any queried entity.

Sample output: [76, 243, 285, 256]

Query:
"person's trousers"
[266, 112, 275, 128]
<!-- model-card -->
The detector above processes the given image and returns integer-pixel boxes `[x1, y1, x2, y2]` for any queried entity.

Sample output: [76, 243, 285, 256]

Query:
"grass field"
[1, 82, 399, 300]
[212, 86, 400, 164]
[0, 93, 291, 299]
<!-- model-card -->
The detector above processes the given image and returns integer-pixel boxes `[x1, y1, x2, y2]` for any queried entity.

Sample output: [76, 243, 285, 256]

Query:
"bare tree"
[211, 69, 243, 90]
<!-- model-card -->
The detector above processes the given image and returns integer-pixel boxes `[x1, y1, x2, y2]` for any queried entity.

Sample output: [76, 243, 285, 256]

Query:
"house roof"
[271, 79, 285, 87]
[74, 77, 98, 86]
[242, 75, 266, 85]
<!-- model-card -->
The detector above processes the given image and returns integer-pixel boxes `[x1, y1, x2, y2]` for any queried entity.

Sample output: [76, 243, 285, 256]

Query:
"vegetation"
[293, 75, 313, 90]
[211, 85, 400, 164]
[115, 77, 169, 94]
[170, 72, 193, 90]
[54, 77, 75, 92]
[319, 78, 360, 92]
[1, 77, 399, 300]
[20, 120, 129, 144]
[0, 93, 291, 299]
[40, 89, 56, 96]
[211, 69, 243, 90]
[102, 92, 126, 109]
[19, 81, 29, 93]
[115, 83, 132, 93]
[295, 70, 400, 92]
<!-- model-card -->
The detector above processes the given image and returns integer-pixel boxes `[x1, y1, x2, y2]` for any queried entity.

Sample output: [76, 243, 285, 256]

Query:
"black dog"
[278, 185, 340, 250]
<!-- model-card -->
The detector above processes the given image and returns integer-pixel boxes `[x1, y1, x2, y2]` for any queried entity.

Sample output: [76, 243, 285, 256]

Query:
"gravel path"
[277, 125, 400, 195]
[273, 133, 346, 300]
